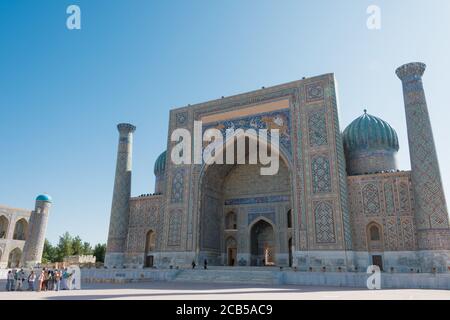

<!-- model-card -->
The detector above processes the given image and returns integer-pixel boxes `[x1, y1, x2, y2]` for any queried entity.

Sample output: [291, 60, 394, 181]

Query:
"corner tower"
[22, 194, 52, 267]
[105, 123, 136, 268]
[396, 62, 450, 271]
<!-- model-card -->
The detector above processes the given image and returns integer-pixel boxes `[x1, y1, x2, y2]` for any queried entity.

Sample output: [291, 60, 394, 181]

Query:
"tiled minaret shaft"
[396, 62, 450, 250]
[22, 198, 51, 267]
[105, 123, 136, 267]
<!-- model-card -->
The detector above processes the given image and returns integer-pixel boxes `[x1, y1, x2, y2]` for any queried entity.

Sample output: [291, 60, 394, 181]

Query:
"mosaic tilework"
[347, 172, 417, 252]
[106, 125, 135, 257]
[305, 82, 324, 103]
[314, 201, 336, 243]
[248, 211, 276, 225]
[384, 182, 395, 216]
[308, 108, 328, 147]
[362, 184, 380, 216]
[399, 182, 410, 214]
[203, 109, 292, 155]
[170, 168, 185, 203]
[397, 63, 450, 239]
[201, 195, 221, 250]
[224, 195, 290, 206]
[175, 111, 188, 127]
[311, 155, 332, 193]
[167, 209, 182, 246]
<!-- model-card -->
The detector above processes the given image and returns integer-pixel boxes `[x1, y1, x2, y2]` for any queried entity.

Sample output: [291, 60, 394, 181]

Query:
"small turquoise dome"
[36, 194, 52, 203]
[343, 110, 399, 153]
[154, 150, 167, 176]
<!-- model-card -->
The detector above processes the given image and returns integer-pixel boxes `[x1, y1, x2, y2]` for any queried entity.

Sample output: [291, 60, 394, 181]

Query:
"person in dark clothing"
[192, 260, 196, 269]
[203, 259, 208, 270]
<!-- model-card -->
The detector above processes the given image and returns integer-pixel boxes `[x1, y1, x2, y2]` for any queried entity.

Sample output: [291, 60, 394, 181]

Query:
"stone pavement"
[0, 281, 449, 300]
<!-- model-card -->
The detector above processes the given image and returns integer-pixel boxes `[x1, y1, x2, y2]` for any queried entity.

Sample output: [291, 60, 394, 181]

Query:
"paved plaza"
[0, 281, 449, 300]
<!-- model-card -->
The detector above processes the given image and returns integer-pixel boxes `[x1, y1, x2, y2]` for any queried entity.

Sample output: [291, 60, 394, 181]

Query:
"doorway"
[250, 219, 275, 266]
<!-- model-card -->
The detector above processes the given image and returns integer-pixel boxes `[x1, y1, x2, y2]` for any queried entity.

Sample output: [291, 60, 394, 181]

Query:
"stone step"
[172, 269, 279, 285]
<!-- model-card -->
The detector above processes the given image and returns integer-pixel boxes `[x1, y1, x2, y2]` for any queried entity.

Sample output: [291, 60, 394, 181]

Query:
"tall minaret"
[105, 123, 136, 268]
[396, 63, 450, 263]
[22, 194, 52, 267]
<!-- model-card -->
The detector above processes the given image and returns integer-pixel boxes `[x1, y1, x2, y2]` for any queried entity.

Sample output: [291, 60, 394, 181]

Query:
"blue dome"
[36, 194, 52, 203]
[154, 151, 167, 176]
[343, 110, 399, 154]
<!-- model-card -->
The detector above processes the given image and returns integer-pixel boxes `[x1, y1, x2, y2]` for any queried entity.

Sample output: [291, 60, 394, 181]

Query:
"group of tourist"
[5, 268, 75, 292]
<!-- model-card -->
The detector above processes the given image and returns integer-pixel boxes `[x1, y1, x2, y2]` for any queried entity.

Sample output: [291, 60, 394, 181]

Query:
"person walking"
[192, 260, 196, 269]
[28, 271, 36, 291]
[6, 271, 14, 291]
[203, 259, 208, 270]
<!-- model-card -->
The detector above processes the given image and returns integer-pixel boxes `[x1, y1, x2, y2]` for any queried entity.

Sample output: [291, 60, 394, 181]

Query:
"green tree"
[93, 243, 106, 262]
[72, 235, 83, 255]
[56, 232, 73, 261]
[42, 238, 57, 263]
[82, 241, 92, 255]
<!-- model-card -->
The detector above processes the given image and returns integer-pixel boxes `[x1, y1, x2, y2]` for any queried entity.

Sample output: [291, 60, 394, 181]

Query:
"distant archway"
[288, 237, 293, 267]
[225, 211, 237, 230]
[250, 219, 275, 266]
[287, 210, 292, 228]
[226, 237, 237, 266]
[0, 215, 8, 239]
[13, 218, 28, 240]
[8, 248, 22, 268]
[144, 230, 156, 268]
[367, 222, 384, 271]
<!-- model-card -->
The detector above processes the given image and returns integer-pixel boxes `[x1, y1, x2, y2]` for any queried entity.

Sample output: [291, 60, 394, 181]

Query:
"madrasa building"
[104, 62, 450, 273]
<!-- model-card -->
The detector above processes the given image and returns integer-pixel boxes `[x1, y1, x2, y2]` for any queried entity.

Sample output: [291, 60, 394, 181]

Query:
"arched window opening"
[225, 211, 237, 230]
[13, 219, 28, 240]
[287, 210, 292, 228]
[0, 215, 8, 239]
[370, 225, 381, 241]
[144, 230, 156, 268]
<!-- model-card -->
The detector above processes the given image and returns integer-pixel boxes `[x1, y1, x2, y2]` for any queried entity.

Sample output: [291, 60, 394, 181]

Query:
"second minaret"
[105, 123, 136, 268]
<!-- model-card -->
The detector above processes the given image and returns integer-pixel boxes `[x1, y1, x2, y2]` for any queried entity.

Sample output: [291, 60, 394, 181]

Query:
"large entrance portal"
[250, 220, 275, 266]
[197, 136, 292, 266]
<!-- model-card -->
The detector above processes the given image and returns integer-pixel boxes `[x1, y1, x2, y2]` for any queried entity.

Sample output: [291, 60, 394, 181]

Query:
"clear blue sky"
[1, 0, 450, 246]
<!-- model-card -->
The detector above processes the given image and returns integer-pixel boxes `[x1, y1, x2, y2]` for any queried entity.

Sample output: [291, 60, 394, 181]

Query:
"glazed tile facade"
[105, 63, 450, 273]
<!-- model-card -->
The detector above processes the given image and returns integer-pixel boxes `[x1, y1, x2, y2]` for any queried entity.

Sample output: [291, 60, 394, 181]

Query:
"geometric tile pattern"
[202, 109, 292, 155]
[305, 82, 325, 103]
[362, 183, 380, 216]
[175, 111, 188, 127]
[399, 182, 410, 214]
[397, 63, 450, 237]
[311, 155, 332, 193]
[170, 168, 185, 203]
[384, 182, 395, 216]
[168, 209, 182, 246]
[314, 201, 336, 243]
[308, 108, 328, 147]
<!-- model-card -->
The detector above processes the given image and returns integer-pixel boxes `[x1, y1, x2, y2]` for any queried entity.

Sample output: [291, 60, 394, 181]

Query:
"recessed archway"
[225, 236, 237, 266]
[0, 215, 8, 239]
[197, 134, 293, 266]
[8, 247, 22, 268]
[144, 230, 156, 268]
[13, 218, 28, 240]
[250, 219, 275, 266]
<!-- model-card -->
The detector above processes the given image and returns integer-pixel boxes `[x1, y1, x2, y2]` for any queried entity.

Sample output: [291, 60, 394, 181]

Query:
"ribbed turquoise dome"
[36, 194, 52, 203]
[154, 150, 167, 176]
[343, 110, 399, 153]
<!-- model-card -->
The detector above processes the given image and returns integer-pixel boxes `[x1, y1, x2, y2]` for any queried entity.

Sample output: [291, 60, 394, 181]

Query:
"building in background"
[105, 62, 450, 273]
[0, 194, 52, 268]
